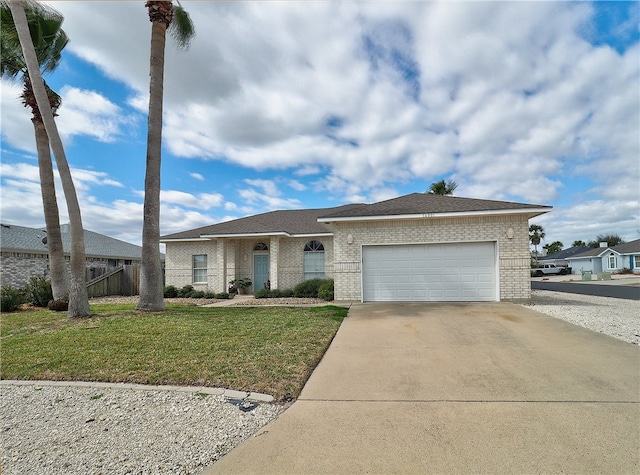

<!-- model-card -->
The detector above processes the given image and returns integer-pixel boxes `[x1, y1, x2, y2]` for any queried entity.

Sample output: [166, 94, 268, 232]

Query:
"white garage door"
[362, 242, 497, 302]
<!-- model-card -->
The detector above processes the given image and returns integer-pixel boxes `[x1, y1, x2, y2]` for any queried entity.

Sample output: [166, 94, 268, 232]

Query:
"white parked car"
[531, 264, 568, 277]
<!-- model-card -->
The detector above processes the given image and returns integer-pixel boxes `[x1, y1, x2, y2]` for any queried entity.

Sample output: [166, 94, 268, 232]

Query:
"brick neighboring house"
[0, 223, 147, 288]
[161, 193, 551, 303]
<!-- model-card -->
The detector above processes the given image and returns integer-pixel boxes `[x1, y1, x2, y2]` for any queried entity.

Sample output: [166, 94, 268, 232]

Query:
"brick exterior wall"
[164, 236, 334, 293]
[329, 215, 531, 303]
[0, 252, 140, 289]
[164, 215, 531, 302]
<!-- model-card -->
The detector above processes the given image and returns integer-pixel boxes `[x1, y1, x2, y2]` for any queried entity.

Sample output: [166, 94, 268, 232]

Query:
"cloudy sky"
[1, 1, 638, 249]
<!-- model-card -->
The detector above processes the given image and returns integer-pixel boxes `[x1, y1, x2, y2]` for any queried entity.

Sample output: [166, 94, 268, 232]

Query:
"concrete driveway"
[204, 302, 640, 474]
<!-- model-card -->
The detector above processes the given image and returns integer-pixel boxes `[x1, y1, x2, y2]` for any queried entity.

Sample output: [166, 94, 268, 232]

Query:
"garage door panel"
[363, 242, 496, 302]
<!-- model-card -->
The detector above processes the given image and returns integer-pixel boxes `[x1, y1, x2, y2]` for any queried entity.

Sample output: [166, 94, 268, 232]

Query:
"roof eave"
[318, 207, 552, 223]
[160, 237, 211, 243]
[200, 231, 291, 239]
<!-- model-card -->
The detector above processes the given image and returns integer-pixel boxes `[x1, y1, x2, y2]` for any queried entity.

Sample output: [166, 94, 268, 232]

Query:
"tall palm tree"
[137, 0, 194, 311]
[529, 224, 545, 265]
[1, 1, 69, 301]
[427, 179, 458, 195]
[8, 1, 90, 318]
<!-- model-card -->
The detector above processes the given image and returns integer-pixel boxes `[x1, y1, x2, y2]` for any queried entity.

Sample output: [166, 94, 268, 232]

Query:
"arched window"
[254, 242, 268, 251]
[304, 240, 325, 280]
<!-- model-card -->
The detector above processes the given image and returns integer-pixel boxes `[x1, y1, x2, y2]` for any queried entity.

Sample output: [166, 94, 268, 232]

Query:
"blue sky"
[1, 1, 638, 249]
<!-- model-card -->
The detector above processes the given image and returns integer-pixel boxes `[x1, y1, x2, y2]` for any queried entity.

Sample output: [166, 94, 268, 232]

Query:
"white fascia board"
[318, 207, 552, 223]
[289, 233, 334, 238]
[159, 237, 211, 243]
[200, 232, 291, 239]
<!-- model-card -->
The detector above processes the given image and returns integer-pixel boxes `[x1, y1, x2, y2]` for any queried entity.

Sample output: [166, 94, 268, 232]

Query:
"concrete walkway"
[203, 302, 640, 474]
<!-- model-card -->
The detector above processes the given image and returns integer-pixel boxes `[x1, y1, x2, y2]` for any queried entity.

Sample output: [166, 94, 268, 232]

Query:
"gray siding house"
[161, 193, 551, 303]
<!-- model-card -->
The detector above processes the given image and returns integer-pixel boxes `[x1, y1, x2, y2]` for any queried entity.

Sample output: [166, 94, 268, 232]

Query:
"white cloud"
[2, 1, 636, 244]
[160, 190, 224, 210]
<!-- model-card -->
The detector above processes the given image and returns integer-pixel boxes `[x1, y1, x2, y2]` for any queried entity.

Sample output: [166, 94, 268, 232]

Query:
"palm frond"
[169, 4, 195, 50]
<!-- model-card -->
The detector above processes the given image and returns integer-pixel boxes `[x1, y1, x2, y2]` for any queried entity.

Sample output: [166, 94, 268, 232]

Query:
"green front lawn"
[0, 304, 347, 401]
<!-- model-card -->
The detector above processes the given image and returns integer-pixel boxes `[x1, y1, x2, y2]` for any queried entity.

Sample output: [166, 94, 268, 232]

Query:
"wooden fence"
[86, 264, 140, 298]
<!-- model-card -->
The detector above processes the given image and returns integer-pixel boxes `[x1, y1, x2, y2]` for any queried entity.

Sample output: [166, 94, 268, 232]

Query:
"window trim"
[607, 253, 617, 269]
[303, 240, 325, 280]
[192, 254, 208, 283]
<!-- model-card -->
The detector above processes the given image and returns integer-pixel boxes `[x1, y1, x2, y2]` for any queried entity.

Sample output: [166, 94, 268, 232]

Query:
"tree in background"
[588, 234, 625, 248]
[427, 179, 458, 195]
[529, 224, 545, 264]
[1, 1, 70, 302]
[137, 0, 194, 311]
[572, 240, 586, 247]
[542, 241, 563, 255]
[8, 1, 90, 318]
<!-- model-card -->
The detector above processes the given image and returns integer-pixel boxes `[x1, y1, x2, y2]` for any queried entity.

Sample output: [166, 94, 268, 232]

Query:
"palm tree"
[427, 179, 458, 195]
[137, 0, 194, 311]
[1, 1, 70, 302]
[8, 1, 90, 318]
[529, 224, 545, 264]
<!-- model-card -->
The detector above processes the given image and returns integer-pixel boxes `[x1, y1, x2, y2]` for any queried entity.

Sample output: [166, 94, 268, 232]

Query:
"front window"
[193, 254, 207, 283]
[304, 240, 325, 280]
[608, 253, 617, 269]
[634, 256, 640, 269]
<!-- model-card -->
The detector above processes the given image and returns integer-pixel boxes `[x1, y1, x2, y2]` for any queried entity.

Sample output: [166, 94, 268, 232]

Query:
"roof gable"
[318, 193, 550, 221]
[611, 239, 640, 254]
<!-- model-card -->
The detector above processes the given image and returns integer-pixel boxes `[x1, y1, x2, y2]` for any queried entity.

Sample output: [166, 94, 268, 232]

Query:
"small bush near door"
[317, 280, 334, 301]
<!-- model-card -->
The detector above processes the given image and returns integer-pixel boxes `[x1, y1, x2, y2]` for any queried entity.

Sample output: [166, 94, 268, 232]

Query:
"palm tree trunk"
[33, 118, 69, 300]
[10, 1, 90, 318]
[137, 12, 167, 311]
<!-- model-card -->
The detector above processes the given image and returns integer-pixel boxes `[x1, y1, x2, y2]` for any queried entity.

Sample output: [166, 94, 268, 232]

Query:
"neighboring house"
[161, 193, 551, 303]
[537, 246, 592, 268]
[566, 239, 640, 275]
[0, 223, 148, 288]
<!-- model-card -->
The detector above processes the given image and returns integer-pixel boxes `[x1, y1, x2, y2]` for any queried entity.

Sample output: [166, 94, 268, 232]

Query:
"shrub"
[214, 292, 230, 299]
[254, 288, 270, 299]
[190, 290, 206, 299]
[318, 279, 334, 301]
[163, 285, 179, 298]
[279, 288, 294, 298]
[293, 278, 330, 298]
[204, 292, 216, 299]
[24, 276, 53, 307]
[1, 286, 24, 312]
[177, 285, 194, 297]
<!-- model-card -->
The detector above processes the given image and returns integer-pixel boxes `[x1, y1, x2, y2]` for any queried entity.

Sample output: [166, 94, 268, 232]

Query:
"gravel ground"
[2, 290, 637, 475]
[0, 385, 283, 475]
[526, 290, 640, 345]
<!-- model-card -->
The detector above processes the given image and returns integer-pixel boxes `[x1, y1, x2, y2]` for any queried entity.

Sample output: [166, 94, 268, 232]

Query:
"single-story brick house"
[566, 239, 640, 275]
[161, 193, 551, 303]
[0, 223, 147, 288]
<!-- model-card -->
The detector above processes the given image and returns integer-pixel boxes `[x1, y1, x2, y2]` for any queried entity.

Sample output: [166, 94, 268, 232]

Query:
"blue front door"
[254, 254, 270, 291]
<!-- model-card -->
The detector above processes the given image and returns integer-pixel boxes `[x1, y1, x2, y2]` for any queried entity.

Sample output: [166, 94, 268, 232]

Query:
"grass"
[0, 303, 347, 401]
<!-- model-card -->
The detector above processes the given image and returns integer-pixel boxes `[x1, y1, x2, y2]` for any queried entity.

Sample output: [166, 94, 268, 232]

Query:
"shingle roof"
[162, 193, 551, 240]
[568, 239, 640, 259]
[539, 246, 592, 261]
[161, 204, 364, 240]
[568, 247, 611, 259]
[318, 193, 550, 220]
[0, 223, 144, 259]
[611, 239, 640, 254]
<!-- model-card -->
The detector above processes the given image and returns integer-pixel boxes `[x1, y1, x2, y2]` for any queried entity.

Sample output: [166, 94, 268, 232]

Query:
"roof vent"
[599, 242, 608, 248]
